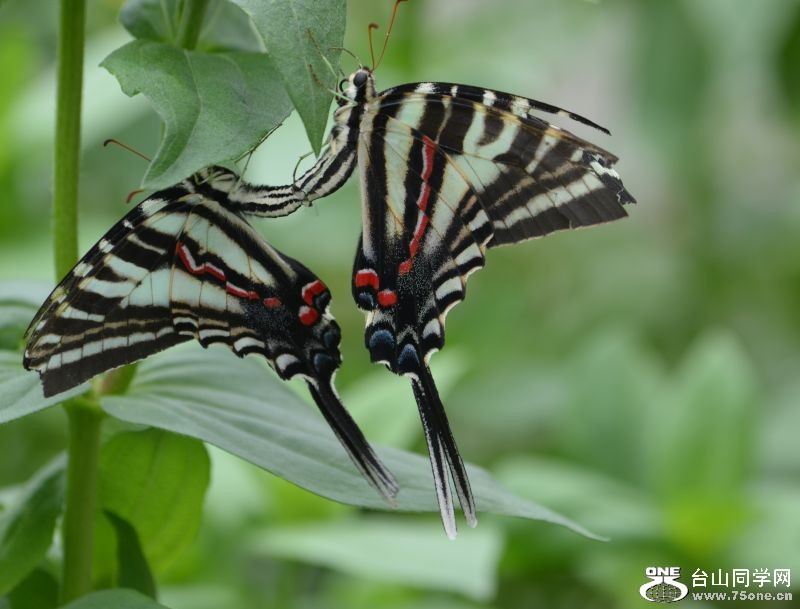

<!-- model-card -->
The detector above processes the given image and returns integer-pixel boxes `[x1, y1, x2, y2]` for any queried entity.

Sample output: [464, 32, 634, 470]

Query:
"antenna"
[369, 0, 408, 71]
[103, 139, 151, 204]
[103, 138, 151, 162]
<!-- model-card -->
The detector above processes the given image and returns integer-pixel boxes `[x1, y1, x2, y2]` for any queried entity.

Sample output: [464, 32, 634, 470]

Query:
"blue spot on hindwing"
[397, 343, 420, 373]
[367, 328, 395, 363]
[322, 325, 340, 349]
[313, 352, 338, 378]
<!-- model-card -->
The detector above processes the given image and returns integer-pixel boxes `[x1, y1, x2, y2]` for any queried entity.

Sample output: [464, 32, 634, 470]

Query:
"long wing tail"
[307, 379, 399, 503]
[411, 364, 477, 539]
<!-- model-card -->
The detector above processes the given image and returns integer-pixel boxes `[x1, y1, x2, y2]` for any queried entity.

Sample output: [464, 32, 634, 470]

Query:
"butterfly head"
[339, 68, 376, 105]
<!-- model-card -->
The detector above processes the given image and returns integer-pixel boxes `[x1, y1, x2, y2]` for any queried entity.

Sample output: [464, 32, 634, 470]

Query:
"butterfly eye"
[352, 70, 368, 88]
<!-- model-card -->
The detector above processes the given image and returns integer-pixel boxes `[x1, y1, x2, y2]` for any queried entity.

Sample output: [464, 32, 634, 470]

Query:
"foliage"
[1, 0, 799, 608]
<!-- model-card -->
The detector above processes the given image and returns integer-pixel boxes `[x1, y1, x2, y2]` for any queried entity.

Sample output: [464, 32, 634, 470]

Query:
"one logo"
[640, 567, 689, 603]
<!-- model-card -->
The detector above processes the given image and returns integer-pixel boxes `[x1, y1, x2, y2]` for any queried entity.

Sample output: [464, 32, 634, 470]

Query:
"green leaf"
[60, 589, 170, 609]
[0, 459, 64, 595]
[101, 347, 598, 538]
[496, 456, 660, 541]
[7, 568, 59, 609]
[119, 0, 262, 52]
[101, 39, 293, 189]
[229, 0, 346, 153]
[250, 519, 503, 600]
[99, 429, 210, 572]
[0, 351, 87, 424]
[105, 511, 157, 599]
[119, 0, 181, 44]
[198, 0, 264, 53]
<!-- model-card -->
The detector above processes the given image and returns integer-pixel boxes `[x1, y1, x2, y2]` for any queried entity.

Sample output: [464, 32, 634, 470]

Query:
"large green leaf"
[101, 346, 598, 539]
[105, 511, 157, 599]
[60, 589, 170, 609]
[0, 351, 87, 424]
[230, 0, 346, 153]
[0, 459, 64, 595]
[99, 429, 210, 572]
[101, 39, 293, 189]
[250, 519, 503, 600]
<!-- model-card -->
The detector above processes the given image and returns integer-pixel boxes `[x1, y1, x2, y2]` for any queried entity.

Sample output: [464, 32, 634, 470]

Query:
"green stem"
[53, 0, 85, 280]
[176, 0, 211, 51]
[54, 0, 99, 603]
[60, 400, 104, 603]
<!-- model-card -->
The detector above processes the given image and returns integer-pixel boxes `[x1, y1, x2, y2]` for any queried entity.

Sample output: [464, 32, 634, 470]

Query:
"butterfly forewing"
[24, 196, 194, 396]
[373, 87, 634, 247]
[24, 170, 398, 502]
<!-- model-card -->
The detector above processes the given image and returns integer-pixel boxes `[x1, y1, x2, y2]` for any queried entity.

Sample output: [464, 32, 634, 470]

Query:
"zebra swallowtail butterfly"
[251, 66, 637, 537]
[23, 166, 398, 502]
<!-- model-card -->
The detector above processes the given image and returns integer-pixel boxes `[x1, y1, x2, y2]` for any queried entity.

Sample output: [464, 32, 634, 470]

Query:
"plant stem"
[54, 0, 99, 603]
[60, 400, 104, 604]
[176, 0, 211, 51]
[53, 0, 85, 280]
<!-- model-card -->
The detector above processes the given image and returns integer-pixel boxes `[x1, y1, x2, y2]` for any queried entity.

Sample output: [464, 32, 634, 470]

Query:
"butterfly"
[23, 166, 398, 502]
[248, 65, 637, 537]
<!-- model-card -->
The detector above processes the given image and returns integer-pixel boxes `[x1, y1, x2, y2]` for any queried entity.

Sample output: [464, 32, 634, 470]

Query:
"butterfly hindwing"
[352, 119, 488, 534]
[168, 199, 397, 499]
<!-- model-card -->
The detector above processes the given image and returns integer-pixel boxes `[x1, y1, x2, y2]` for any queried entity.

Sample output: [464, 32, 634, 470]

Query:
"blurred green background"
[1, 0, 799, 607]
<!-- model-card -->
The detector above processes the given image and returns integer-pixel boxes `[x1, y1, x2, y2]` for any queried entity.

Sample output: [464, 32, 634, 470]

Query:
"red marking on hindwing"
[377, 289, 397, 307]
[399, 136, 436, 276]
[355, 269, 380, 290]
[177, 242, 226, 282]
[263, 297, 282, 308]
[301, 280, 326, 305]
[226, 284, 259, 300]
[299, 306, 319, 326]
[176, 241, 270, 306]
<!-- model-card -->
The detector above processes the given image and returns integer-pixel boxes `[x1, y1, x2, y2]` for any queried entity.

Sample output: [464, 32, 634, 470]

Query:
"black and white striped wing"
[349, 80, 635, 537]
[24, 193, 191, 395]
[352, 123, 488, 537]
[24, 177, 397, 501]
[373, 82, 635, 246]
